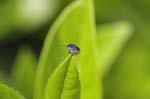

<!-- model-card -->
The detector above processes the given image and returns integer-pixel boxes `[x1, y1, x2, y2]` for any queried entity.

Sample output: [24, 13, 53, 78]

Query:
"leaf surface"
[45, 55, 80, 99]
[97, 21, 133, 76]
[0, 83, 24, 99]
[34, 0, 102, 99]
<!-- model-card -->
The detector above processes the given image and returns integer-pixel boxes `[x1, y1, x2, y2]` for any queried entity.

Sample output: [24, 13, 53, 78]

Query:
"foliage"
[2, 0, 148, 98]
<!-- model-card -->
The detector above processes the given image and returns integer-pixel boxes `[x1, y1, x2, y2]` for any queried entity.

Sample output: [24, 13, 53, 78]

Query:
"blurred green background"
[0, 0, 150, 98]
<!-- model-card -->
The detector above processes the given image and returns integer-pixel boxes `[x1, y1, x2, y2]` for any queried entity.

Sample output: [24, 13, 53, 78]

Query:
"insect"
[67, 44, 80, 55]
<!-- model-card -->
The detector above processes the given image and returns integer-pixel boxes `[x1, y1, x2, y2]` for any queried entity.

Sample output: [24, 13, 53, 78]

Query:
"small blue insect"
[67, 44, 80, 55]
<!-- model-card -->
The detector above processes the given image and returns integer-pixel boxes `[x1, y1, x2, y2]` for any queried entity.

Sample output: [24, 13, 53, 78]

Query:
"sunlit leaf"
[61, 56, 80, 99]
[34, 0, 102, 99]
[45, 55, 80, 99]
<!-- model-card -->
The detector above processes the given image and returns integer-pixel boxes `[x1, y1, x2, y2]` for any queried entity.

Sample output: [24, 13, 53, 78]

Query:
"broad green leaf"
[34, 0, 101, 99]
[11, 46, 37, 99]
[97, 21, 133, 76]
[45, 55, 80, 99]
[0, 83, 24, 99]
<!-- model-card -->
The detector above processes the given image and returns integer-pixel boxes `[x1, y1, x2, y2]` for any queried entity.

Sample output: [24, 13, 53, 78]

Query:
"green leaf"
[61, 56, 80, 99]
[97, 21, 133, 76]
[0, 83, 24, 99]
[103, 31, 150, 98]
[45, 55, 80, 99]
[11, 46, 37, 99]
[45, 55, 72, 99]
[34, 0, 102, 99]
